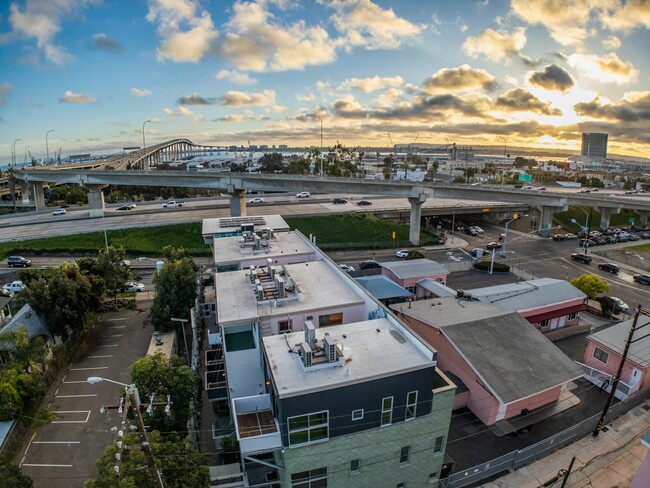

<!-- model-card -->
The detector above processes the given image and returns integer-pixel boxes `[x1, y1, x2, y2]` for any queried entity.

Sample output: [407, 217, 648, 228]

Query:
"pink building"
[391, 297, 582, 432]
[380, 259, 449, 293]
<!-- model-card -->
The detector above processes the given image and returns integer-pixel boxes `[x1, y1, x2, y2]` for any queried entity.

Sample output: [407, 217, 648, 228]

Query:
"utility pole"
[127, 387, 165, 488]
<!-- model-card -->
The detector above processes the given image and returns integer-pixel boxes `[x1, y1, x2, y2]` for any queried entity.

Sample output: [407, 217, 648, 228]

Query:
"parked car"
[296, 192, 311, 198]
[571, 253, 593, 264]
[357, 200, 373, 206]
[395, 250, 410, 258]
[332, 198, 348, 204]
[124, 281, 146, 292]
[339, 264, 355, 272]
[628, 234, 640, 241]
[552, 234, 566, 241]
[358, 260, 381, 270]
[633, 274, 650, 285]
[52, 208, 66, 215]
[610, 297, 629, 314]
[598, 263, 620, 274]
[7, 255, 32, 268]
[248, 197, 265, 204]
[2, 281, 26, 293]
[162, 200, 183, 208]
[564, 233, 577, 240]
[641, 233, 650, 240]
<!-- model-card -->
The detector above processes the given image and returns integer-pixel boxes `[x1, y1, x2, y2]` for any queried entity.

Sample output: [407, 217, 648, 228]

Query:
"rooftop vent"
[323, 333, 337, 363]
[300, 342, 313, 367]
[304, 321, 316, 348]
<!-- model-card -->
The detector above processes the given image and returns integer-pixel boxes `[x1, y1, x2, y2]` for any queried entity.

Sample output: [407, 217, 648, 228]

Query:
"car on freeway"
[395, 250, 410, 258]
[126, 203, 137, 209]
[571, 252, 593, 264]
[537, 186, 547, 191]
[339, 264, 355, 272]
[625, 190, 638, 195]
[7, 256, 32, 268]
[357, 200, 373, 206]
[486, 241, 502, 249]
[634, 274, 650, 285]
[552, 234, 566, 241]
[3, 281, 26, 293]
[332, 198, 348, 204]
[52, 208, 66, 216]
[162, 200, 183, 208]
[248, 197, 265, 204]
[116, 204, 132, 210]
[358, 260, 381, 270]
[59, 203, 70, 208]
[579, 188, 592, 193]
[124, 281, 146, 292]
[610, 297, 629, 314]
[598, 263, 620, 274]
[296, 192, 311, 198]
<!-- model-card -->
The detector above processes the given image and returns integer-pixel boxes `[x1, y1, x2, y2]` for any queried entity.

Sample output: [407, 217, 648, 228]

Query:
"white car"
[395, 250, 410, 258]
[52, 208, 67, 215]
[339, 264, 355, 272]
[248, 197, 265, 204]
[469, 226, 484, 234]
[610, 297, 629, 314]
[162, 200, 183, 208]
[3, 280, 26, 293]
[296, 192, 311, 198]
[125, 281, 146, 292]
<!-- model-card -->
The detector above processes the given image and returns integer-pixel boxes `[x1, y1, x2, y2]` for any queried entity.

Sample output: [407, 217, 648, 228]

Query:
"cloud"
[338, 75, 404, 93]
[130, 88, 152, 97]
[495, 88, 561, 115]
[296, 94, 316, 102]
[146, 0, 219, 63]
[219, 1, 336, 71]
[163, 105, 195, 116]
[177, 92, 217, 105]
[599, 0, 650, 32]
[602, 35, 621, 50]
[215, 69, 257, 85]
[328, 0, 426, 51]
[422, 65, 496, 94]
[528, 64, 574, 93]
[0, 82, 13, 105]
[219, 89, 276, 106]
[59, 90, 97, 104]
[462, 27, 532, 66]
[568, 52, 639, 84]
[85, 33, 124, 54]
[574, 92, 650, 122]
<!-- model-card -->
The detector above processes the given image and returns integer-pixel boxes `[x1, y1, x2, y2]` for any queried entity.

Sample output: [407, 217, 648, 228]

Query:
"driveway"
[19, 304, 153, 488]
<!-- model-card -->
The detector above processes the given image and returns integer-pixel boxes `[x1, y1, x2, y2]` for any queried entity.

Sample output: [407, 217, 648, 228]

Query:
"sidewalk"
[484, 399, 650, 487]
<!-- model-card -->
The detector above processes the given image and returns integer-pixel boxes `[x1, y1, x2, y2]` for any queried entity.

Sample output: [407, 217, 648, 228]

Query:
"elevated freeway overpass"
[12, 168, 650, 245]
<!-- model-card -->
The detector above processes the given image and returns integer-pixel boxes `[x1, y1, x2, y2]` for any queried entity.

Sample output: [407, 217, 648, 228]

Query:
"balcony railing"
[232, 394, 282, 454]
[576, 361, 640, 400]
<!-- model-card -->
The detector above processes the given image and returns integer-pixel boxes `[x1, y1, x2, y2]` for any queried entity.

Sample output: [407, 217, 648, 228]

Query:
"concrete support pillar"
[33, 182, 46, 211]
[637, 211, 650, 226]
[87, 185, 106, 218]
[408, 193, 427, 246]
[19, 181, 31, 204]
[598, 207, 620, 230]
[228, 186, 247, 217]
[536, 205, 556, 237]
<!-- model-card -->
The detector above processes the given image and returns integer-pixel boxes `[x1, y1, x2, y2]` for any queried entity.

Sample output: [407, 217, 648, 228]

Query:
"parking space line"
[62, 380, 89, 384]
[98, 344, 118, 347]
[51, 410, 91, 423]
[106, 318, 128, 321]
[55, 394, 97, 398]
[22, 463, 74, 467]
[102, 334, 123, 338]
[33, 441, 81, 444]
[87, 355, 114, 359]
[69, 366, 109, 371]
[109, 325, 127, 328]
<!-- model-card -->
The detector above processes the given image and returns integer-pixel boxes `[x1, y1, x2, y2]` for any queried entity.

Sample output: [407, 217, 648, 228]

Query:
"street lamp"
[23, 146, 30, 166]
[87, 377, 164, 488]
[45, 129, 54, 164]
[500, 213, 520, 257]
[571, 206, 590, 252]
[11, 138, 21, 168]
[499, 136, 507, 188]
[171, 317, 190, 367]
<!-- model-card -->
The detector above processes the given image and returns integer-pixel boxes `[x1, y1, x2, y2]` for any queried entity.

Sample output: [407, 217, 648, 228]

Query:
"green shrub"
[473, 261, 510, 273]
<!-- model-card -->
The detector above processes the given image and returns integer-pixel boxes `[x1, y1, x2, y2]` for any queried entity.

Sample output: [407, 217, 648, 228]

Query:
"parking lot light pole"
[87, 377, 164, 488]
[171, 317, 190, 367]
[500, 214, 519, 258]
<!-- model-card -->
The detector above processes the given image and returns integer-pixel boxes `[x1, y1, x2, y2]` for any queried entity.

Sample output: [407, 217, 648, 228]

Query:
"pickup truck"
[162, 200, 183, 208]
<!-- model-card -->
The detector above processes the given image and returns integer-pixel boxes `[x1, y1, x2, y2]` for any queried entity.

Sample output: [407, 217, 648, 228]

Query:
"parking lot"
[19, 306, 152, 488]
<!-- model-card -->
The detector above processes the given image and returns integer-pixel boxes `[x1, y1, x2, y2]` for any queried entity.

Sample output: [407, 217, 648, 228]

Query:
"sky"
[1, 0, 650, 163]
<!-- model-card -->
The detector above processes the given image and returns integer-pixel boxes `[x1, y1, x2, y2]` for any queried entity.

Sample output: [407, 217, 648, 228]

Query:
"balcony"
[577, 361, 640, 400]
[233, 394, 281, 454]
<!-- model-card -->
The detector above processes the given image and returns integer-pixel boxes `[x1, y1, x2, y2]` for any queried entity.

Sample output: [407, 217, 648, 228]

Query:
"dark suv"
[7, 256, 32, 268]
[359, 260, 381, 270]
[571, 253, 592, 264]
[598, 263, 620, 274]
[634, 274, 650, 285]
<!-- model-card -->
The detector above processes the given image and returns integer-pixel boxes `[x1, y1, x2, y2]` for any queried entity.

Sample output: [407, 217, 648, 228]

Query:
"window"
[538, 320, 549, 328]
[593, 347, 609, 364]
[288, 411, 329, 446]
[406, 391, 417, 420]
[568, 312, 578, 320]
[352, 409, 364, 421]
[433, 435, 445, 454]
[279, 320, 292, 333]
[319, 313, 343, 327]
[350, 459, 360, 473]
[381, 397, 393, 426]
[399, 446, 410, 464]
[291, 467, 327, 487]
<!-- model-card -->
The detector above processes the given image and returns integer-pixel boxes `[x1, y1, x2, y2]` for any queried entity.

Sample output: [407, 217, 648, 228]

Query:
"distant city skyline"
[1, 0, 649, 162]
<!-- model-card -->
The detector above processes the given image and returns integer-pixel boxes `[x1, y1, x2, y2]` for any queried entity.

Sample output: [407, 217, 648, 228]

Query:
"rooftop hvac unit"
[300, 342, 312, 367]
[304, 321, 316, 348]
[266, 227, 274, 240]
[276, 276, 285, 297]
[254, 234, 261, 250]
[323, 333, 337, 362]
[241, 223, 254, 233]
[256, 285, 264, 301]
[456, 289, 465, 299]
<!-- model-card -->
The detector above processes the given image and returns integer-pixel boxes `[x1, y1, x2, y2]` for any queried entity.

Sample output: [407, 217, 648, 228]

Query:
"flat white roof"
[263, 318, 434, 398]
[213, 231, 315, 266]
[216, 261, 364, 325]
[202, 214, 289, 237]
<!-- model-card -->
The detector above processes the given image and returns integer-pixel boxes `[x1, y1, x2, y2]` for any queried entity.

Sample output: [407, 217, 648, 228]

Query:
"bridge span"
[12, 168, 650, 245]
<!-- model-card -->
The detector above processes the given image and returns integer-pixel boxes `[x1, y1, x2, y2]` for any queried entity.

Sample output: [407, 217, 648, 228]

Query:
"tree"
[0, 457, 33, 488]
[130, 352, 198, 433]
[570, 274, 610, 300]
[89, 431, 209, 488]
[257, 153, 285, 173]
[148, 247, 197, 332]
[97, 247, 131, 299]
